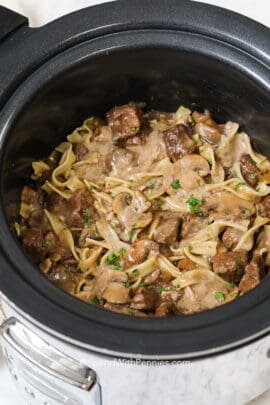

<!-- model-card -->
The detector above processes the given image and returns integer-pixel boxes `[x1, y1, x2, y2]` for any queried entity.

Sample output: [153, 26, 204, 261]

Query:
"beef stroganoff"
[17, 104, 270, 317]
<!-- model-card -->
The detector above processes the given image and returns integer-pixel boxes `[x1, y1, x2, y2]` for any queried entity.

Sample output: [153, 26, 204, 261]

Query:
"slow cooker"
[0, 1, 270, 404]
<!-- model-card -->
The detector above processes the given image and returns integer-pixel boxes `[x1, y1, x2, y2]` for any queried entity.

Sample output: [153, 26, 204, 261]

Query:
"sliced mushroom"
[93, 269, 128, 297]
[103, 282, 130, 304]
[130, 287, 159, 311]
[179, 154, 210, 190]
[112, 191, 152, 231]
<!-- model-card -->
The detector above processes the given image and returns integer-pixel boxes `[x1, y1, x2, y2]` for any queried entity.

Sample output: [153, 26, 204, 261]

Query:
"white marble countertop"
[0, 0, 269, 404]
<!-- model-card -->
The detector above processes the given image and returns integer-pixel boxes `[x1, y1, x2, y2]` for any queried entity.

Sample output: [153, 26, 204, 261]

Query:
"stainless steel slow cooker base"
[1, 296, 270, 405]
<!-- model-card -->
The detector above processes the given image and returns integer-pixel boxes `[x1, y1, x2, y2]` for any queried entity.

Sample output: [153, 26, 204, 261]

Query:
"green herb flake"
[132, 268, 140, 277]
[188, 245, 193, 252]
[154, 197, 165, 208]
[82, 208, 93, 227]
[42, 239, 49, 248]
[197, 210, 209, 218]
[105, 252, 121, 270]
[250, 173, 257, 180]
[132, 127, 140, 134]
[147, 285, 156, 291]
[176, 284, 181, 289]
[124, 281, 132, 288]
[128, 224, 137, 239]
[138, 281, 146, 288]
[186, 195, 202, 214]
[147, 182, 156, 190]
[213, 291, 225, 302]
[230, 291, 238, 298]
[235, 255, 242, 266]
[119, 248, 127, 258]
[91, 296, 100, 305]
[160, 286, 170, 294]
[234, 182, 246, 190]
[171, 180, 182, 190]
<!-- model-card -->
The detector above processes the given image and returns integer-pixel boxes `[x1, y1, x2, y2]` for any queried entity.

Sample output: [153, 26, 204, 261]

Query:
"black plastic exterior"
[0, 6, 28, 42]
[0, 0, 269, 359]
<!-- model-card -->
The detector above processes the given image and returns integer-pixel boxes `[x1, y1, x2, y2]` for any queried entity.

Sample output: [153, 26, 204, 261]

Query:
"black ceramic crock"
[0, 0, 269, 359]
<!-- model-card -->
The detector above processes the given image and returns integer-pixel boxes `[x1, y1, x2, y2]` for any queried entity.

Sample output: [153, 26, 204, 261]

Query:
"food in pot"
[17, 104, 270, 317]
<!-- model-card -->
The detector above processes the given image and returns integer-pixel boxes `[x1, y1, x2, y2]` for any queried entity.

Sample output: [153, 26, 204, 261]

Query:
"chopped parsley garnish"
[124, 280, 132, 288]
[234, 182, 246, 190]
[139, 281, 146, 287]
[128, 223, 137, 239]
[82, 208, 93, 227]
[105, 252, 121, 270]
[132, 268, 140, 277]
[230, 291, 238, 298]
[147, 285, 156, 291]
[42, 239, 49, 248]
[132, 127, 140, 134]
[213, 291, 225, 302]
[186, 195, 202, 214]
[176, 284, 181, 289]
[171, 180, 182, 190]
[188, 245, 193, 252]
[119, 248, 127, 258]
[91, 296, 100, 305]
[197, 210, 209, 218]
[160, 286, 170, 294]
[154, 197, 165, 208]
[235, 255, 242, 266]
[147, 182, 156, 190]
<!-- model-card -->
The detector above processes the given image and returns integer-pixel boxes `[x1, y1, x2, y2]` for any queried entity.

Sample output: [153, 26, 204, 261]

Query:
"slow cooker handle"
[0, 317, 102, 405]
[0, 6, 28, 42]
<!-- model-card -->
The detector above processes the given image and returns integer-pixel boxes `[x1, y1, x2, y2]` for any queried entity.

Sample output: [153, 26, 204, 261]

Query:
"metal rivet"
[24, 387, 35, 398]
[267, 349, 270, 358]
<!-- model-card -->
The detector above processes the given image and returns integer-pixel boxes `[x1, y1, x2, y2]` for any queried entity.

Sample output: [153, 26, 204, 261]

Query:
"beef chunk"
[178, 258, 196, 271]
[22, 228, 45, 263]
[222, 227, 243, 250]
[258, 195, 270, 218]
[212, 251, 248, 282]
[47, 190, 95, 229]
[240, 154, 259, 187]
[130, 287, 159, 311]
[48, 263, 78, 294]
[152, 212, 180, 245]
[73, 143, 88, 161]
[180, 213, 206, 239]
[44, 232, 72, 260]
[155, 297, 178, 317]
[106, 104, 143, 140]
[163, 124, 195, 162]
[239, 255, 266, 294]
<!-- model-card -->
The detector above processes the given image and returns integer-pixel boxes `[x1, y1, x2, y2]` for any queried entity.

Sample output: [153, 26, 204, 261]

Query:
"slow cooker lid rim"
[0, 0, 270, 110]
[37, 0, 270, 63]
